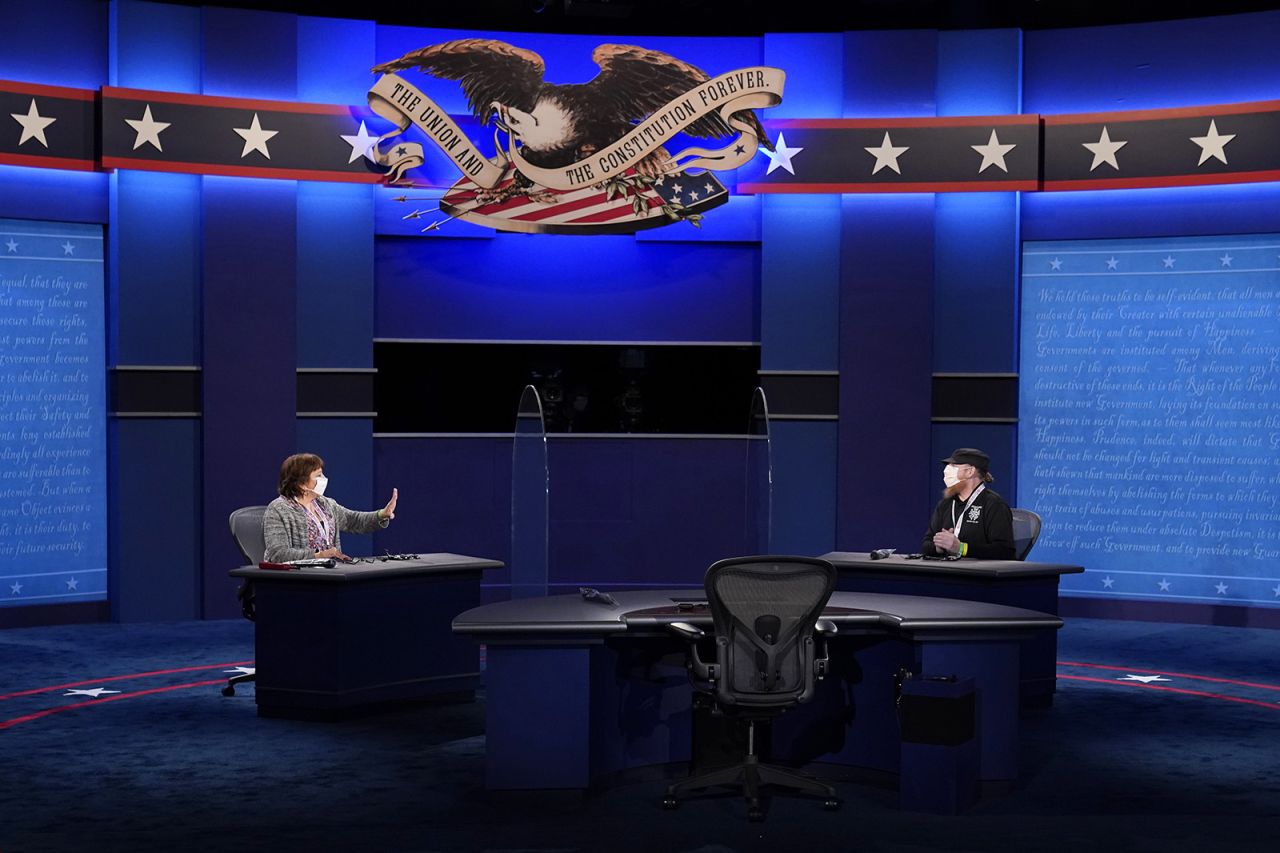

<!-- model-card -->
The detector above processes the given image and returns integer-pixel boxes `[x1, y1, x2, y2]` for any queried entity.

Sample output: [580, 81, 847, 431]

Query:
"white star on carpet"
[62, 241, 75, 255]
[9, 581, 21, 595]
[1082, 126, 1128, 171]
[864, 131, 909, 175]
[4, 238, 17, 253]
[971, 129, 1016, 173]
[64, 688, 121, 698]
[11, 98, 56, 147]
[234, 113, 279, 160]
[1118, 674, 1170, 684]
[1102, 576, 1115, 588]
[1106, 256, 1119, 270]
[125, 105, 171, 152]
[1162, 256, 1176, 268]
[762, 132, 803, 176]
[1158, 579, 1171, 591]
[224, 666, 256, 676]
[339, 120, 379, 164]
[1219, 253, 1233, 267]
[1190, 119, 1235, 166]
[66, 577, 79, 591]
[1215, 582, 1229, 595]
[1050, 257, 1063, 270]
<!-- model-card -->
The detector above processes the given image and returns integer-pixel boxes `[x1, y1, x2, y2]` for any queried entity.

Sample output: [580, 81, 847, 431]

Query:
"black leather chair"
[1011, 508, 1043, 561]
[222, 505, 267, 697]
[664, 555, 841, 821]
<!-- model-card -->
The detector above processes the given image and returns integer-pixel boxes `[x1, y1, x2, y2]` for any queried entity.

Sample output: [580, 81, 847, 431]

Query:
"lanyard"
[303, 499, 333, 545]
[950, 484, 986, 537]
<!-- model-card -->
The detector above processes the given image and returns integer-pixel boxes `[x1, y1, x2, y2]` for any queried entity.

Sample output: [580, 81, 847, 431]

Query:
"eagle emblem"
[366, 39, 784, 234]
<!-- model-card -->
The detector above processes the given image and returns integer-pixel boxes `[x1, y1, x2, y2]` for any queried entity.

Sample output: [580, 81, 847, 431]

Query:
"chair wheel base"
[823, 799, 841, 811]
[662, 797, 678, 810]
[747, 806, 765, 822]
[221, 686, 235, 697]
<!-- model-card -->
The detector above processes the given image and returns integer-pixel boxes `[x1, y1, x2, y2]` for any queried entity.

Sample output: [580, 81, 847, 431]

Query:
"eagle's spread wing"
[371, 39, 545, 123]
[586, 45, 772, 151]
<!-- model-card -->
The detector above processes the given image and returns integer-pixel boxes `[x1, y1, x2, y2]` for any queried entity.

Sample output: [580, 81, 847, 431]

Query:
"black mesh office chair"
[222, 505, 267, 697]
[664, 556, 841, 821]
[1011, 508, 1043, 561]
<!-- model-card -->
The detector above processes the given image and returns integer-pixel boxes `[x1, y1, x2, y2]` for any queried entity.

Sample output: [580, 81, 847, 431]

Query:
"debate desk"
[821, 552, 1084, 707]
[453, 590, 1061, 799]
[230, 553, 503, 717]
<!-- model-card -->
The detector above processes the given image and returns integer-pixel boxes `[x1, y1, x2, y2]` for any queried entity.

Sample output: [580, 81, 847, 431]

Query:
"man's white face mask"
[311, 475, 329, 497]
[942, 465, 962, 488]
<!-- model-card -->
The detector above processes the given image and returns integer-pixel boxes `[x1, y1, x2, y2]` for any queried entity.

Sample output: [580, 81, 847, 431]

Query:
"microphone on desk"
[579, 587, 618, 607]
[869, 548, 896, 560]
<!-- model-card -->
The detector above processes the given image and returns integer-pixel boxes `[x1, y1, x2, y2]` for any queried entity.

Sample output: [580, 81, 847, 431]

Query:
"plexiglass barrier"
[744, 386, 773, 555]
[510, 385, 549, 598]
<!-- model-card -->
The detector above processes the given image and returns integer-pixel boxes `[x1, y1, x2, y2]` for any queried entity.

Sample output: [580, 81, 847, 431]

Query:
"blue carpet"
[1, 618, 1278, 852]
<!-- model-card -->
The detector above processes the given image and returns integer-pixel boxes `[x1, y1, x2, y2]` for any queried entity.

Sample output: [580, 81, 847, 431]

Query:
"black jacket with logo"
[921, 487, 1016, 560]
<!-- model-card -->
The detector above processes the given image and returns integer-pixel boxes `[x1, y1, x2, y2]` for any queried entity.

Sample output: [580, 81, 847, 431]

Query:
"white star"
[9, 581, 21, 595]
[1219, 253, 1233, 267]
[4, 238, 16, 253]
[703, 183, 713, 193]
[64, 688, 121, 698]
[971, 129, 1016, 173]
[1215, 582, 1228, 595]
[689, 189, 700, 200]
[654, 175, 665, 185]
[671, 182, 683, 194]
[1106, 257, 1119, 270]
[864, 131, 909, 175]
[1049, 257, 1063, 271]
[339, 120, 379, 164]
[11, 99, 56, 148]
[1162, 256, 1176, 268]
[1118, 674, 1170, 684]
[233, 113, 279, 160]
[1158, 578, 1171, 591]
[62, 241, 75, 255]
[670, 193, 682, 203]
[762, 132, 803, 176]
[1190, 119, 1235, 166]
[224, 666, 256, 676]
[1102, 576, 1115, 588]
[1273, 584, 1280, 597]
[66, 577, 79, 591]
[124, 105, 171, 152]
[1082, 126, 1128, 172]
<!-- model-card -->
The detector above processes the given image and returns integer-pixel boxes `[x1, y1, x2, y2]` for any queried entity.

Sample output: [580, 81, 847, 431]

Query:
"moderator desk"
[821, 552, 1084, 707]
[230, 553, 503, 717]
[454, 590, 1061, 798]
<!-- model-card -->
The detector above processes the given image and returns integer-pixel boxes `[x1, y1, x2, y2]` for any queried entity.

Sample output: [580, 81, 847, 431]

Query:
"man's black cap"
[942, 448, 990, 471]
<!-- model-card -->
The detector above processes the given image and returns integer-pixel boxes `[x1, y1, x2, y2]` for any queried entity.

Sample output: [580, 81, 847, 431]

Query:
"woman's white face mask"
[311, 474, 328, 497]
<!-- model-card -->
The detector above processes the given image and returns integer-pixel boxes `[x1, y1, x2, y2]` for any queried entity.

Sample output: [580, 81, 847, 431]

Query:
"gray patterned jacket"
[262, 495, 388, 562]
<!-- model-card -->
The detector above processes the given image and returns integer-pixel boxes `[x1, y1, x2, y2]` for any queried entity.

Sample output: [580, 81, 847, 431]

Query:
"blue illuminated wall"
[1019, 234, 1280, 608]
[1, 1, 1280, 624]
[0, 218, 107, 608]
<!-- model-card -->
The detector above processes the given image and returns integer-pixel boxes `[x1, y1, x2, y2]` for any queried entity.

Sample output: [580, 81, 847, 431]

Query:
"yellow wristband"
[960, 542, 968, 557]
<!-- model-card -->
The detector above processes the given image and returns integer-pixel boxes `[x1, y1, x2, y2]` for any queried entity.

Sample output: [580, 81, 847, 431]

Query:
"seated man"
[921, 448, 1015, 559]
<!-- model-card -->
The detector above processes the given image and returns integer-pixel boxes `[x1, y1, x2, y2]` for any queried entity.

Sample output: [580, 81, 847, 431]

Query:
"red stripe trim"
[102, 86, 358, 116]
[738, 180, 1039, 194]
[0, 153, 99, 172]
[1058, 661, 1280, 692]
[510, 193, 618, 222]
[1043, 169, 1280, 191]
[1058, 674, 1280, 710]
[0, 660, 254, 701]
[566, 194, 664, 224]
[0, 679, 227, 730]
[1044, 99, 1280, 124]
[0, 79, 97, 101]
[769, 115, 1040, 129]
[100, 156, 384, 183]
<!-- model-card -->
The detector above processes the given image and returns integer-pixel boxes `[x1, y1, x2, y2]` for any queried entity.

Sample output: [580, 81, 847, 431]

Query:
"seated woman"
[263, 452, 398, 563]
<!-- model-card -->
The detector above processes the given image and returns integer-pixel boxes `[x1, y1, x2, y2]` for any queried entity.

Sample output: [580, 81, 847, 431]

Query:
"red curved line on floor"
[0, 661, 254, 701]
[1058, 674, 1280, 709]
[1057, 661, 1280, 692]
[0, 679, 228, 730]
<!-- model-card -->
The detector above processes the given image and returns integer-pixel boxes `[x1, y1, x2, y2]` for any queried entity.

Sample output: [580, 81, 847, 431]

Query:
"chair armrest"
[667, 621, 705, 640]
[815, 619, 838, 637]
[813, 620, 837, 679]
